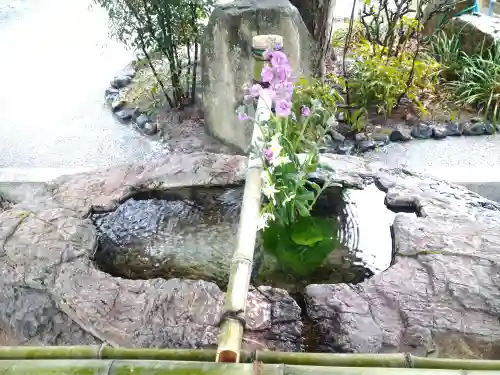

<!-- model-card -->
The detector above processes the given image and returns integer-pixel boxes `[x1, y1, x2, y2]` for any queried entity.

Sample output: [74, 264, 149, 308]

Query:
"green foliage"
[448, 44, 500, 123]
[94, 0, 212, 109]
[293, 77, 343, 146]
[262, 216, 339, 275]
[331, 20, 365, 48]
[426, 31, 463, 81]
[349, 39, 440, 118]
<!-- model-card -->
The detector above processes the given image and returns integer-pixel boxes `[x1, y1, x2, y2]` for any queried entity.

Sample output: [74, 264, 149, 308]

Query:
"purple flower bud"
[264, 148, 274, 161]
[301, 106, 311, 117]
[270, 51, 288, 67]
[275, 99, 292, 118]
[238, 113, 249, 121]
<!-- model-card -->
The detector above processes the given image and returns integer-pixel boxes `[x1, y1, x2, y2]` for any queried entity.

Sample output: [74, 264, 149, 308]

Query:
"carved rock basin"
[92, 182, 399, 293]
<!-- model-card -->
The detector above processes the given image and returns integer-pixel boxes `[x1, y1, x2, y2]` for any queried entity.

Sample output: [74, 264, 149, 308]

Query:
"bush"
[426, 31, 463, 81]
[292, 77, 342, 146]
[448, 44, 500, 123]
[94, 0, 212, 109]
[331, 20, 365, 48]
[349, 39, 440, 118]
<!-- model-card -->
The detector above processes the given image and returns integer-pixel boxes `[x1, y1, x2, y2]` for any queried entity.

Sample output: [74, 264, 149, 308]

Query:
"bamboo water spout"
[215, 34, 283, 363]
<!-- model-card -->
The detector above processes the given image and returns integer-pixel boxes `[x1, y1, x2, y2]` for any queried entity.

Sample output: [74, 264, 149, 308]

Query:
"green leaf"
[296, 190, 315, 202]
[262, 216, 340, 275]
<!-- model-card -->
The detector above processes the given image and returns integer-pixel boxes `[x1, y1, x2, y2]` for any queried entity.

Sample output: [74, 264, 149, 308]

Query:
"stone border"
[104, 62, 159, 136]
[327, 118, 500, 155]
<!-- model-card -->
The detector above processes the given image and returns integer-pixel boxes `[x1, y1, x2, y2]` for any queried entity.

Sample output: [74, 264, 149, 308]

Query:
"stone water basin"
[92, 183, 407, 293]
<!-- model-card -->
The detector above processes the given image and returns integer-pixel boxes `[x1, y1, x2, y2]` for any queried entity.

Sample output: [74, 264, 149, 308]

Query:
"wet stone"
[134, 114, 151, 129]
[372, 133, 390, 147]
[330, 129, 345, 142]
[432, 127, 448, 140]
[445, 121, 463, 136]
[337, 140, 355, 155]
[485, 122, 496, 135]
[142, 122, 158, 135]
[357, 138, 377, 153]
[110, 75, 132, 89]
[336, 122, 353, 136]
[410, 123, 433, 139]
[105, 87, 120, 102]
[463, 122, 486, 136]
[389, 127, 412, 142]
[114, 108, 135, 121]
[354, 133, 367, 143]
[111, 99, 126, 112]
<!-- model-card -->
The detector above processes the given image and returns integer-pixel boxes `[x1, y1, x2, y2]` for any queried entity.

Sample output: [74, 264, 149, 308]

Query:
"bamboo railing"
[0, 347, 500, 373]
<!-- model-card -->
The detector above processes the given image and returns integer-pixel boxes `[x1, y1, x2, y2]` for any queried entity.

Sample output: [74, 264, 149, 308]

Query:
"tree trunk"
[289, 0, 336, 79]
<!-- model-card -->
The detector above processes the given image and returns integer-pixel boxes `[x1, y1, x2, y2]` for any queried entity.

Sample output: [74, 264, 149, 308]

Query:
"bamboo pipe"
[215, 34, 282, 364]
[0, 360, 499, 375]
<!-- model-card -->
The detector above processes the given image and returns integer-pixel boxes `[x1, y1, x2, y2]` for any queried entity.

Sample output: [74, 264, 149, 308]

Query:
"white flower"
[270, 155, 291, 167]
[269, 134, 282, 156]
[262, 183, 279, 204]
[257, 212, 275, 231]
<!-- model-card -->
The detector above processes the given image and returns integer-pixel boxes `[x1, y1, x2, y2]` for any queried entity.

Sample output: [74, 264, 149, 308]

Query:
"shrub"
[331, 20, 365, 48]
[426, 31, 463, 81]
[293, 77, 343, 146]
[448, 44, 500, 123]
[349, 39, 441, 118]
[94, 0, 212, 109]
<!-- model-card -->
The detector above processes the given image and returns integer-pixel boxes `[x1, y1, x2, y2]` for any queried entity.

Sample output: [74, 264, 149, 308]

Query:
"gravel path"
[0, 0, 167, 174]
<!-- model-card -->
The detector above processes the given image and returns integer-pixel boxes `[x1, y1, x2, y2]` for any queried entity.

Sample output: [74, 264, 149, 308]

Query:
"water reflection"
[93, 184, 399, 291]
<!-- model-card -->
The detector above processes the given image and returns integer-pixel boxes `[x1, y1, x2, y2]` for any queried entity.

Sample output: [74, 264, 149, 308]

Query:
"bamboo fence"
[0, 348, 500, 374]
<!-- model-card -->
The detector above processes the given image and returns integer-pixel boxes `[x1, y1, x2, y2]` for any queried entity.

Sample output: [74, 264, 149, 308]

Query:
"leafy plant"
[94, 0, 212, 109]
[261, 216, 339, 275]
[293, 77, 343, 145]
[448, 44, 500, 123]
[237, 49, 335, 229]
[332, 20, 365, 48]
[342, 0, 453, 112]
[427, 30, 463, 81]
[349, 39, 440, 118]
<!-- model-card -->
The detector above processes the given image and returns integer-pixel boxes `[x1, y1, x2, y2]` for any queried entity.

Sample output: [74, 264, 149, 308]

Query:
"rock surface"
[3, 151, 500, 357]
[201, 0, 317, 151]
[445, 13, 500, 55]
[0, 152, 301, 350]
[306, 154, 500, 358]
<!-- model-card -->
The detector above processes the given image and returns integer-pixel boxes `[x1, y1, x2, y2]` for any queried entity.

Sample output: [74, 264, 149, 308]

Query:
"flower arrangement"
[237, 47, 338, 232]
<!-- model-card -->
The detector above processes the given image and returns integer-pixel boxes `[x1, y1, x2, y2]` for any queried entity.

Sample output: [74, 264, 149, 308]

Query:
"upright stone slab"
[201, 0, 317, 152]
[444, 13, 500, 55]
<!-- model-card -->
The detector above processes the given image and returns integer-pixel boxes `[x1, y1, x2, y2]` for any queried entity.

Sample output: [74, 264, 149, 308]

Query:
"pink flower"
[271, 51, 288, 67]
[276, 64, 292, 82]
[273, 81, 294, 100]
[275, 99, 292, 117]
[249, 83, 262, 98]
[301, 106, 311, 117]
[238, 113, 249, 121]
[261, 65, 274, 83]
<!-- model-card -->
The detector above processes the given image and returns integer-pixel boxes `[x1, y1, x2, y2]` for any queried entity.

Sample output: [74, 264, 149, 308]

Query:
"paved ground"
[0, 0, 167, 176]
[364, 136, 500, 201]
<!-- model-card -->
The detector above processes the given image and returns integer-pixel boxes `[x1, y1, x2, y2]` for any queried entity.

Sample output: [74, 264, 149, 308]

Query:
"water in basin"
[92, 183, 399, 292]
